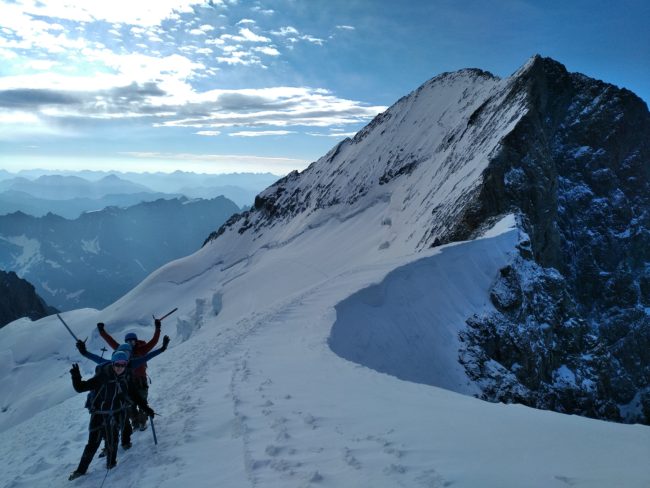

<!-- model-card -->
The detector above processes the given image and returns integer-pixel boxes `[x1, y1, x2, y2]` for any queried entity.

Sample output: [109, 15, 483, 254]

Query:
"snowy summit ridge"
[2, 56, 650, 488]
[206, 54, 650, 423]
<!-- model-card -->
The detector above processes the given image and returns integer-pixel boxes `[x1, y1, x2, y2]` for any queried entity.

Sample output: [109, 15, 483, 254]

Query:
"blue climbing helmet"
[111, 350, 129, 364]
[117, 343, 133, 358]
[124, 332, 138, 342]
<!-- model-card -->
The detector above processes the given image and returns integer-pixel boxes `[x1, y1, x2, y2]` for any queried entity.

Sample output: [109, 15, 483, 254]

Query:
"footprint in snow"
[343, 447, 362, 470]
[415, 468, 453, 487]
[554, 475, 578, 486]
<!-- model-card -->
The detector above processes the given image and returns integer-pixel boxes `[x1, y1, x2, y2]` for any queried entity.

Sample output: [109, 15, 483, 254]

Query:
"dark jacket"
[71, 363, 149, 414]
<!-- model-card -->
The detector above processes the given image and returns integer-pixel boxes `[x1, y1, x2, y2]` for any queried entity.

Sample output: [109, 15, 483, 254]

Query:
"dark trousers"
[76, 412, 124, 473]
[131, 379, 149, 427]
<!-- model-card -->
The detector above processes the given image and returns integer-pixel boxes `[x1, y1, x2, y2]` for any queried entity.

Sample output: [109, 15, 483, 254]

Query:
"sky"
[0, 0, 648, 175]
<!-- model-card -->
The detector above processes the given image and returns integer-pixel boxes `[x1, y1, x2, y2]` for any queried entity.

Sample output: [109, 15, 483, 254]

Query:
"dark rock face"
[457, 56, 650, 423]
[0, 270, 56, 328]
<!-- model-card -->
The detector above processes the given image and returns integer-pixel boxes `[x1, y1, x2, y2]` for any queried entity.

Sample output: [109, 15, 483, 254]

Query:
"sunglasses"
[113, 362, 128, 368]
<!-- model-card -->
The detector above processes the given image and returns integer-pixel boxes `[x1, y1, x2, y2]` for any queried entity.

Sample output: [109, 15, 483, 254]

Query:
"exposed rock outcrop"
[457, 56, 650, 422]
[0, 270, 56, 328]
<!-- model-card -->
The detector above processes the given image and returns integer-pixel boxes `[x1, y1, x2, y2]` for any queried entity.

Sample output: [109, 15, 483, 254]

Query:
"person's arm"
[75, 340, 105, 364]
[70, 364, 101, 393]
[97, 322, 119, 350]
[141, 319, 162, 354]
[130, 336, 170, 369]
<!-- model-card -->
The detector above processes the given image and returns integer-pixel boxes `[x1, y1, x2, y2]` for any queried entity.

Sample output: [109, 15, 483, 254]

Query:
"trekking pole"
[149, 416, 158, 445]
[100, 347, 107, 358]
[153, 307, 178, 322]
[56, 313, 80, 341]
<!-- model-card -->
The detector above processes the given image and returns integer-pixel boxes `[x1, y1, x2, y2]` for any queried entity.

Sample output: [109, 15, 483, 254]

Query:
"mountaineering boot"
[107, 460, 117, 469]
[98, 447, 106, 458]
[122, 442, 132, 450]
[68, 470, 85, 481]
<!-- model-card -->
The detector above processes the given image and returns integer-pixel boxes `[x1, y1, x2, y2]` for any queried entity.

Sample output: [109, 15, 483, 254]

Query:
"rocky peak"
[207, 56, 650, 425]
[454, 57, 650, 423]
[0, 270, 56, 328]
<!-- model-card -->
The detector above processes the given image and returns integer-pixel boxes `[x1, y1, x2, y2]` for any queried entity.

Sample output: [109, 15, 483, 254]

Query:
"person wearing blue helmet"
[98, 319, 162, 430]
[75, 336, 170, 370]
[75, 335, 170, 451]
[68, 350, 154, 480]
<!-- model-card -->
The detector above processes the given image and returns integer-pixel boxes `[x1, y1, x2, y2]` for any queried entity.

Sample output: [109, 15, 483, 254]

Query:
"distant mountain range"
[0, 270, 57, 328]
[0, 174, 151, 200]
[0, 190, 181, 218]
[0, 196, 240, 311]
[0, 170, 281, 209]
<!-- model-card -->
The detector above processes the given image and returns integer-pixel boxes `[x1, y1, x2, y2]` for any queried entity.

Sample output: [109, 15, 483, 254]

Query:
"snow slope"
[1, 214, 649, 488]
[2, 58, 650, 487]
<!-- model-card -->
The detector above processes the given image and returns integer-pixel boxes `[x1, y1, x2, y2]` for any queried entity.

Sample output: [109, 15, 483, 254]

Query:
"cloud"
[189, 28, 209, 36]
[119, 151, 308, 173]
[272, 26, 299, 36]
[239, 28, 271, 42]
[253, 46, 280, 56]
[0, 81, 168, 123]
[158, 87, 386, 129]
[300, 35, 324, 45]
[221, 27, 271, 43]
[251, 6, 274, 15]
[195, 130, 221, 136]
[336, 25, 355, 30]
[307, 131, 358, 138]
[237, 19, 256, 25]
[122, 152, 304, 166]
[0, 89, 80, 109]
[229, 130, 295, 137]
[270, 26, 324, 46]
[216, 53, 263, 66]
[0, 77, 385, 134]
[4, 0, 203, 27]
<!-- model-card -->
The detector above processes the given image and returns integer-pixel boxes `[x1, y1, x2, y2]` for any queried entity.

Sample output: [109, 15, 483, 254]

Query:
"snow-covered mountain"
[1, 56, 649, 487]
[0, 196, 239, 310]
[208, 54, 650, 423]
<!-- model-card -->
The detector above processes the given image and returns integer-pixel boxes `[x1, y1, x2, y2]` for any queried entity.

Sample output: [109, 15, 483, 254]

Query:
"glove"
[70, 363, 81, 380]
[142, 405, 155, 418]
[154, 319, 162, 330]
[75, 340, 87, 354]
[161, 335, 170, 351]
[97, 322, 105, 332]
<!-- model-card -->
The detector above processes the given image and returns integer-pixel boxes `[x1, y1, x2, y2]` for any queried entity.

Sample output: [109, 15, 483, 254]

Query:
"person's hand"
[154, 319, 162, 330]
[75, 340, 87, 354]
[143, 405, 155, 418]
[70, 363, 81, 379]
[97, 322, 105, 332]
[162, 335, 170, 351]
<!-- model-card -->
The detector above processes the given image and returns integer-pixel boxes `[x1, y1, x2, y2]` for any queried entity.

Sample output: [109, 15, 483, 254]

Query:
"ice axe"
[56, 313, 81, 342]
[153, 307, 178, 322]
[150, 416, 158, 445]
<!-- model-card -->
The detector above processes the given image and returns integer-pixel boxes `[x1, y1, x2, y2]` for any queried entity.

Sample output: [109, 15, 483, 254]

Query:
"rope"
[98, 415, 114, 488]
[99, 467, 110, 488]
